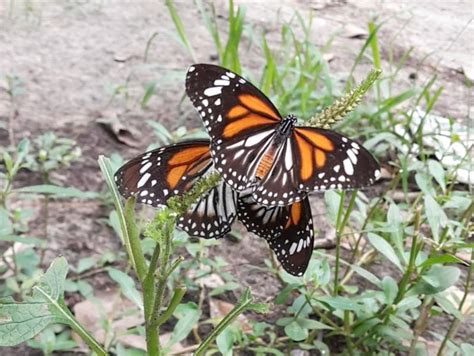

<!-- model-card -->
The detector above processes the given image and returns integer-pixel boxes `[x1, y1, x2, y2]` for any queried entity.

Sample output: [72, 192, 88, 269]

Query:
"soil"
[0, 0, 472, 354]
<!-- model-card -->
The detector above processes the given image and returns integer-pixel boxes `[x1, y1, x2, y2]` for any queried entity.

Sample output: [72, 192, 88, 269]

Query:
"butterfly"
[186, 64, 380, 207]
[114, 140, 314, 276]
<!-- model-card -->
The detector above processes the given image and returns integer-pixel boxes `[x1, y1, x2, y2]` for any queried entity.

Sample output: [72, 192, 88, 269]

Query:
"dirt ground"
[0, 0, 472, 354]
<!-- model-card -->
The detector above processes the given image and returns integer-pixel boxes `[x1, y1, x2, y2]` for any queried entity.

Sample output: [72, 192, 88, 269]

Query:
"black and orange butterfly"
[115, 140, 314, 276]
[186, 64, 380, 206]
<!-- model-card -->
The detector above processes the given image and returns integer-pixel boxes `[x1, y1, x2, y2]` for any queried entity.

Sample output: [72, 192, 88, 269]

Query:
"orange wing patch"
[314, 149, 326, 168]
[296, 128, 334, 152]
[227, 105, 249, 119]
[223, 114, 275, 138]
[168, 146, 209, 165]
[167, 146, 210, 189]
[285, 202, 302, 228]
[167, 165, 188, 190]
[295, 133, 314, 180]
[238, 94, 279, 120]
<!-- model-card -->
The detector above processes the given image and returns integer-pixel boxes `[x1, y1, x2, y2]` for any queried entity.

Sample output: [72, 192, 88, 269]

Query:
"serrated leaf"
[0, 258, 69, 346]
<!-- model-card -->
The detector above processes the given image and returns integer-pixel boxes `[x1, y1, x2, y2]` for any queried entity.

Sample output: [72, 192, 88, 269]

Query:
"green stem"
[195, 289, 254, 355]
[333, 191, 357, 296]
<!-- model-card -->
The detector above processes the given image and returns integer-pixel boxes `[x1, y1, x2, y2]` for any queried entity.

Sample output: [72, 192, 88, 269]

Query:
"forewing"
[293, 127, 381, 192]
[186, 64, 282, 191]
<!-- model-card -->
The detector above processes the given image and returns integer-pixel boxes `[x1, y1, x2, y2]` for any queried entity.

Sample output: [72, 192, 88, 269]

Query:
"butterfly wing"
[252, 127, 381, 206]
[114, 140, 238, 238]
[177, 181, 238, 239]
[186, 64, 282, 191]
[238, 194, 314, 276]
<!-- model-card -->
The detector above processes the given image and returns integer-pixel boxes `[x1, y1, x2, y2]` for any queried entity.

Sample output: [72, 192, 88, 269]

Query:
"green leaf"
[285, 320, 308, 341]
[298, 318, 333, 330]
[411, 265, 461, 295]
[216, 327, 235, 356]
[168, 302, 200, 346]
[76, 257, 96, 274]
[424, 195, 448, 242]
[0, 208, 13, 236]
[316, 296, 362, 312]
[382, 276, 398, 304]
[16, 185, 99, 199]
[434, 295, 462, 319]
[351, 265, 382, 287]
[209, 282, 240, 297]
[396, 296, 421, 312]
[0, 257, 106, 354]
[324, 190, 341, 226]
[367, 233, 403, 271]
[108, 268, 143, 310]
[140, 81, 157, 108]
[428, 160, 446, 192]
[387, 203, 404, 255]
[275, 283, 300, 305]
[415, 173, 435, 197]
[418, 254, 465, 269]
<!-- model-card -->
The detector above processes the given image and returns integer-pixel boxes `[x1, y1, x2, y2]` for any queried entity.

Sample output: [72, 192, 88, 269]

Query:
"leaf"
[428, 160, 446, 192]
[351, 265, 382, 287]
[418, 254, 465, 269]
[316, 296, 362, 312]
[396, 296, 421, 312]
[324, 190, 341, 226]
[140, 81, 157, 108]
[0, 257, 105, 355]
[76, 257, 97, 274]
[168, 302, 200, 346]
[298, 318, 333, 330]
[415, 173, 435, 197]
[209, 282, 240, 297]
[411, 265, 461, 295]
[0, 208, 13, 236]
[424, 195, 448, 243]
[108, 268, 143, 310]
[216, 327, 235, 356]
[284, 320, 308, 341]
[367, 233, 403, 271]
[16, 185, 99, 199]
[387, 203, 404, 255]
[382, 276, 398, 304]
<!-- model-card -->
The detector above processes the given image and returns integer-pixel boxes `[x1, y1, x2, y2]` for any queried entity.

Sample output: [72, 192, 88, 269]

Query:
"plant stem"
[408, 297, 433, 356]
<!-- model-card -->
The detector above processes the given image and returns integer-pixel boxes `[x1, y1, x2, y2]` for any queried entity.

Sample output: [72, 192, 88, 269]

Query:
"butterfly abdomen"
[256, 146, 277, 179]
